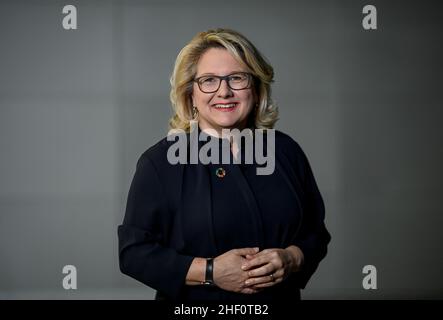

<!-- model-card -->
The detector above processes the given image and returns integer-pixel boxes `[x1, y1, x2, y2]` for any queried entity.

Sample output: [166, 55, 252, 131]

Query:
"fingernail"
[242, 265, 247, 270]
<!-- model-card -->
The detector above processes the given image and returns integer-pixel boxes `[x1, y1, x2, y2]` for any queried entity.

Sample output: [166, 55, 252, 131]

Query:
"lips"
[211, 102, 239, 112]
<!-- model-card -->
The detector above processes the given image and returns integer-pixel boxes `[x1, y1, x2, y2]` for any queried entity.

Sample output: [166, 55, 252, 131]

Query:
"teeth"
[214, 103, 237, 108]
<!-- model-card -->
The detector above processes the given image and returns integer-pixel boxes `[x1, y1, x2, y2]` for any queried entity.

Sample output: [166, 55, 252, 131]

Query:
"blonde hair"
[169, 28, 278, 132]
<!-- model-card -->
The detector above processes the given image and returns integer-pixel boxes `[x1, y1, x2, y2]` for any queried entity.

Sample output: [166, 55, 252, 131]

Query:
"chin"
[212, 119, 241, 130]
[213, 115, 247, 127]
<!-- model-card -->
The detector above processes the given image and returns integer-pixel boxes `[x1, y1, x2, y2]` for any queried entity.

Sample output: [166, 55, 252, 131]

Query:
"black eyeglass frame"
[193, 72, 254, 93]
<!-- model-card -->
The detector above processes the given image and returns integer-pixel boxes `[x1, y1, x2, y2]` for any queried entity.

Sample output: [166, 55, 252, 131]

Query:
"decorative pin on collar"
[215, 167, 226, 178]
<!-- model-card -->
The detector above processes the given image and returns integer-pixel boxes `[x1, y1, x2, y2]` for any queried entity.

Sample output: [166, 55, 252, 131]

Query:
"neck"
[198, 122, 248, 138]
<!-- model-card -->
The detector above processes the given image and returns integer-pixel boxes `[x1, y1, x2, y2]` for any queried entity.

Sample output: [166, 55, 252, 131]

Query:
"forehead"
[196, 48, 247, 75]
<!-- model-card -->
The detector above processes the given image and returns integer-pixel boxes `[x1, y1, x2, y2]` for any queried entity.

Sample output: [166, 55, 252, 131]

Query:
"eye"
[229, 74, 247, 82]
[200, 76, 217, 84]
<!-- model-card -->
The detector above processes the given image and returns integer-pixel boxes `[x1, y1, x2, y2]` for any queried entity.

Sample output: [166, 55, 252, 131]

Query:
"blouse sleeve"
[118, 152, 194, 299]
[291, 143, 331, 289]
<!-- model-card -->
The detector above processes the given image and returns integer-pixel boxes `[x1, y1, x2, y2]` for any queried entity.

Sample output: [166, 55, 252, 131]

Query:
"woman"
[118, 28, 331, 301]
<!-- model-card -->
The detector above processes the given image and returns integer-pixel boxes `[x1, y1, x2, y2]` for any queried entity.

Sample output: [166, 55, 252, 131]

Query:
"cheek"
[238, 92, 254, 110]
[194, 93, 212, 105]
[192, 85, 209, 105]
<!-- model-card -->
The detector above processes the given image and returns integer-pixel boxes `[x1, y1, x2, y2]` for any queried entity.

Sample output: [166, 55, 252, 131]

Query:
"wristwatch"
[202, 258, 215, 286]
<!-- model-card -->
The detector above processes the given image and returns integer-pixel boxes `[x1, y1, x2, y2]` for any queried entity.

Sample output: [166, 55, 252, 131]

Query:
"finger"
[252, 280, 279, 289]
[244, 249, 270, 260]
[240, 287, 262, 294]
[247, 262, 275, 277]
[242, 254, 270, 270]
[253, 251, 283, 270]
[250, 248, 272, 258]
[235, 247, 259, 256]
[244, 249, 271, 261]
[250, 276, 283, 289]
[244, 275, 273, 287]
[250, 270, 285, 288]
[242, 249, 279, 270]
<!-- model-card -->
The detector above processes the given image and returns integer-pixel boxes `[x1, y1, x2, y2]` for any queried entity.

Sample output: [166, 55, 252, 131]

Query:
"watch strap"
[203, 258, 214, 286]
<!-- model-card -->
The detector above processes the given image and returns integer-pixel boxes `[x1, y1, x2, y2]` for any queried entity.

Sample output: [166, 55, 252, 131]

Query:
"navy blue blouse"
[206, 131, 302, 254]
[118, 128, 330, 301]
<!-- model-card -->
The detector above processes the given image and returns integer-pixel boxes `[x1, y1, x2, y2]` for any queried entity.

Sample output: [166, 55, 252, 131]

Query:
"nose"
[217, 78, 233, 98]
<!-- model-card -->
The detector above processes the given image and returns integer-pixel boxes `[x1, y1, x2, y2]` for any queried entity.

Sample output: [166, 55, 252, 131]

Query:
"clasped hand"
[213, 246, 303, 294]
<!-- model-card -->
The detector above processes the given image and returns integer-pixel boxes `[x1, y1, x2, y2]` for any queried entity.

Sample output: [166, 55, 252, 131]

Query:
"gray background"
[1, 0, 442, 299]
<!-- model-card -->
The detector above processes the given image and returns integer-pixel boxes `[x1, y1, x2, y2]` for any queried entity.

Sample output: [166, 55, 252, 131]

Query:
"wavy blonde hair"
[169, 28, 278, 132]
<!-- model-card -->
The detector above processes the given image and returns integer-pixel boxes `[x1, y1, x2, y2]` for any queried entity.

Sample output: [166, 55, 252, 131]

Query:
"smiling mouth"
[211, 103, 239, 111]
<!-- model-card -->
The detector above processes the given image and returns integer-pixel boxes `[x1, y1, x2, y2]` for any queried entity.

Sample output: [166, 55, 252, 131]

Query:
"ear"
[190, 90, 196, 106]
[251, 79, 259, 104]
[253, 90, 259, 107]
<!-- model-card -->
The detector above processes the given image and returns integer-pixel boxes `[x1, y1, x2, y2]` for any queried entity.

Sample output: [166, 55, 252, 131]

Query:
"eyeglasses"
[193, 72, 253, 93]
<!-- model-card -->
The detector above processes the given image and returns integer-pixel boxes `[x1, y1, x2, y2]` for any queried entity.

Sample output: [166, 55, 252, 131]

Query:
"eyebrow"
[196, 71, 246, 77]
